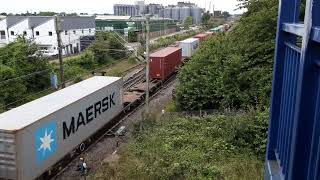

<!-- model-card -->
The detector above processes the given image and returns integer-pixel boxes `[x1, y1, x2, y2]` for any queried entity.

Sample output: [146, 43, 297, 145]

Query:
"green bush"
[176, 0, 278, 111]
[128, 57, 137, 65]
[0, 37, 51, 110]
[75, 51, 96, 69]
[64, 65, 87, 81]
[90, 110, 268, 180]
[73, 75, 84, 83]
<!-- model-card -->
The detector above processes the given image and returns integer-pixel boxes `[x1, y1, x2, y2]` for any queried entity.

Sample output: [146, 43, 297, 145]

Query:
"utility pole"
[55, 16, 65, 88]
[145, 14, 150, 114]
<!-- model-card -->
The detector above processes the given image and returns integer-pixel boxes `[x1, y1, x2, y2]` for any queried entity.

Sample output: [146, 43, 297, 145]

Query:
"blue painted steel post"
[288, 0, 320, 179]
[288, 0, 320, 180]
[307, 1, 320, 178]
[266, 0, 301, 160]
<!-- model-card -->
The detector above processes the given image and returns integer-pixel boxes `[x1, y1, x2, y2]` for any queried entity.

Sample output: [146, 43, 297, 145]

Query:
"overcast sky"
[0, 0, 243, 15]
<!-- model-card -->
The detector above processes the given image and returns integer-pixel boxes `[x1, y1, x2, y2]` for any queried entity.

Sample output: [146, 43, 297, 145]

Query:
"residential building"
[147, 4, 164, 15]
[214, 10, 222, 17]
[0, 16, 95, 55]
[114, 4, 139, 16]
[135, 1, 146, 15]
[0, 16, 26, 47]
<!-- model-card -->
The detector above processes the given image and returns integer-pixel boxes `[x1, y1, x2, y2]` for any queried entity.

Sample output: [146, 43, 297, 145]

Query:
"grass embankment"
[150, 30, 200, 51]
[104, 57, 139, 77]
[51, 52, 139, 84]
[89, 110, 268, 180]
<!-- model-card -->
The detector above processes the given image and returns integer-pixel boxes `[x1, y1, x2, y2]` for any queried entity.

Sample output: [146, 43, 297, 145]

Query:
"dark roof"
[28, 16, 53, 28]
[5, 16, 27, 28]
[1, 16, 95, 30]
[150, 47, 181, 57]
[60, 16, 95, 30]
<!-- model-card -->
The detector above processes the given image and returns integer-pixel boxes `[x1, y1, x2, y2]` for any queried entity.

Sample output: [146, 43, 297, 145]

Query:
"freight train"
[0, 32, 213, 180]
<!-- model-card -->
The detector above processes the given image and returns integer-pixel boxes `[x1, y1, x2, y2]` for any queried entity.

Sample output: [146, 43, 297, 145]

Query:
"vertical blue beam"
[284, 49, 300, 175]
[288, 0, 320, 179]
[307, 72, 320, 179]
[307, 1, 320, 178]
[266, 0, 301, 160]
[282, 48, 294, 175]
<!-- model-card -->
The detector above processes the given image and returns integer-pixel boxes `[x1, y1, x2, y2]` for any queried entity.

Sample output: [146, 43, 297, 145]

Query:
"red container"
[193, 33, 210, 43]
[149, 47, 182, 80]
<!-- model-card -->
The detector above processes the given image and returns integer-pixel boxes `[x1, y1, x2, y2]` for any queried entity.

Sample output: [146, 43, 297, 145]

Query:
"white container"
[0, 76, 123, 180]
[179, 38, 200, 58]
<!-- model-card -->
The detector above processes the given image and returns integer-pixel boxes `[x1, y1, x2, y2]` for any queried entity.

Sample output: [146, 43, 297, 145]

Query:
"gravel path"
[55, 81, 176, 180]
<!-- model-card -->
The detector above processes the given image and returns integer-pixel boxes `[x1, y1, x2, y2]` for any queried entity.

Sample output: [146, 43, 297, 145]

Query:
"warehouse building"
[95, 15, 178, 39]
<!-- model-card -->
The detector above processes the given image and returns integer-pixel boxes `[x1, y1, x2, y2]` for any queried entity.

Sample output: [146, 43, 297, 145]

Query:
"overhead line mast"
[55, 16, 65, 89]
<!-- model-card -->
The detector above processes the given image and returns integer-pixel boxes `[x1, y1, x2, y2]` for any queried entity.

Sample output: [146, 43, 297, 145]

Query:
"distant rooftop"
[95, 15, 174, 22]
[95, 15, 131, 20]
[114, 4, 137, 7]
[0, 16, 95, 30]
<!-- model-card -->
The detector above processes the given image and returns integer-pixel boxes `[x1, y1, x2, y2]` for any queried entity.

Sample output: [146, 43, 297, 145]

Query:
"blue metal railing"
[276, 42, 300, 176]
[266, 0, 320, 179]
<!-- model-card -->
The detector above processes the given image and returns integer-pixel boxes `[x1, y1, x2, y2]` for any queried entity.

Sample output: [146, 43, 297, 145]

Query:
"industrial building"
[114, 4, 139, 16]
[135, 1, 146, 15]
[114, 1, 149, 16]
[95, 15, 178, 39]
[160, 5, 202, 24]
[147, 4, 164, 15]
[214, 11, 222, 17]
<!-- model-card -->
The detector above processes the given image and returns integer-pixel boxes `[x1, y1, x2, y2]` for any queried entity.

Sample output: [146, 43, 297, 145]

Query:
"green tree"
[128, 30, 138, 42]
[184, 16, 193, 29]
[0, 65, 27, 110]
[0, 37, 51, 110]
[38, 11, 57, 16]
[89, 32, 126, 64]
[201, 12, 212, 29]
[176, 0, 278, 110]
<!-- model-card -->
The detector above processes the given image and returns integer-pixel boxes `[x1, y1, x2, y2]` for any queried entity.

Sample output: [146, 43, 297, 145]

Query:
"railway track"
[50, 67, 177, 180]
[123, 67, 146, 90]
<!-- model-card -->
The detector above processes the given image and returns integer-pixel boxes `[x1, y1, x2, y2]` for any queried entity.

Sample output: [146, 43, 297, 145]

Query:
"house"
[0, 16, 95, 55]
[0, 16, 26, 47]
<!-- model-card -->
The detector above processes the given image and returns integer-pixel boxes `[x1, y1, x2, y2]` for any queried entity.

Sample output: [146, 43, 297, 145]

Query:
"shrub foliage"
[176, 0, 278, 110]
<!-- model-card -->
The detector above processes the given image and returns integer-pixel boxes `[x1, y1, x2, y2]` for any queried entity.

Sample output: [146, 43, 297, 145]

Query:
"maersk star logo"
[35, 122, 57, 163]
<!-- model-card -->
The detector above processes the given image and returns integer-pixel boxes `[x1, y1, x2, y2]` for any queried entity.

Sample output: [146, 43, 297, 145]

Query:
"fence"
[266, 0, 320, 179]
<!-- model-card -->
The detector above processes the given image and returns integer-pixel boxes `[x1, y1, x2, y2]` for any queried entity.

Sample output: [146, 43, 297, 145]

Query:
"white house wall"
[61, 28, 95, 55]
[8, 19, 32, 42]
[0, 19, 8, 45]
[0, 17, 96, 56]
[33, 18, 58, 54]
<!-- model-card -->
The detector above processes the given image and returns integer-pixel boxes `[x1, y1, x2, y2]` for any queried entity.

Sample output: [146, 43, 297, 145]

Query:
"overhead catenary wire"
[0, 51, 136, 112]
[0, 86, 55, 111]
[0, 22, 201, 111]
[0, 69, 52, 86]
